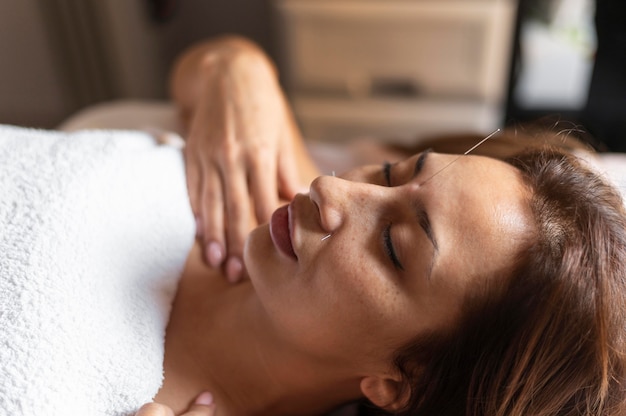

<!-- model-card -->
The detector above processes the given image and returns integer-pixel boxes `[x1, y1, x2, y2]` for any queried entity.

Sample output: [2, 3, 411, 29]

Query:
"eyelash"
[383, 224, 404, 271]
[383, 161, 392, 186]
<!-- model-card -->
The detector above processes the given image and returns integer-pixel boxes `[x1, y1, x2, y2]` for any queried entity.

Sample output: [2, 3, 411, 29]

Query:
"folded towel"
[0, 125, 195, 415]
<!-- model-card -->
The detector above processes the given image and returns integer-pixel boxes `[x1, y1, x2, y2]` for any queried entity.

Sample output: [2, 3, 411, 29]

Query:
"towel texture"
[0, 125, 194, 415]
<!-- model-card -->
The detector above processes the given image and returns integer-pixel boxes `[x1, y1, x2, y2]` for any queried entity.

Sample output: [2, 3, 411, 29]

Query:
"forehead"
[426, 154, 532, 290]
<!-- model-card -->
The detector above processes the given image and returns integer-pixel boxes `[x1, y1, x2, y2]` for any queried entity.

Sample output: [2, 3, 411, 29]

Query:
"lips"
[270, 205, 297, 260]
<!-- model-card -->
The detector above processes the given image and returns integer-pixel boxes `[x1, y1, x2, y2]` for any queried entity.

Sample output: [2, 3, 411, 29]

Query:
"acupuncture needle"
[320, 128, 500, 242]
[418, 128, 501, 186]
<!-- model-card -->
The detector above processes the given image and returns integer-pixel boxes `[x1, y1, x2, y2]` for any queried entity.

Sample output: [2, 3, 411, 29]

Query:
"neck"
[156, 245, 361, 415]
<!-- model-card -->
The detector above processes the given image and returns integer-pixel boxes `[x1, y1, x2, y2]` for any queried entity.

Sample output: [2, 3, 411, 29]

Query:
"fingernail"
[206, 242, 224, 268]
[226, 257, 243, 283]
[195, 391, 214, 405]
[195, 216, 203, 238]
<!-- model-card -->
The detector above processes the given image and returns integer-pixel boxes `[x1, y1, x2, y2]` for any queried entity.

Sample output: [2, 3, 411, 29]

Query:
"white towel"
[572, 149, 626, 206]
[0, 125, 195, 415]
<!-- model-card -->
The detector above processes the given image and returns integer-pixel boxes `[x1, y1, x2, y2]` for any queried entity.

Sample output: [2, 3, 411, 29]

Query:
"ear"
[360, 375, 410, 412]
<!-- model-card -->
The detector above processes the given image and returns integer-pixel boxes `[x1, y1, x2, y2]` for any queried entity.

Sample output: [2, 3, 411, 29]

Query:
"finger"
[223, 158, 250, 283]
[248, 151, 279, 224]
[200, 163, 226, 268]
[181, 404, 217, 416]
[182, 392, 217, 416]
[184, 146, 202, 223]
[278, 145, 308, 201]
[135, 402, 175, 416]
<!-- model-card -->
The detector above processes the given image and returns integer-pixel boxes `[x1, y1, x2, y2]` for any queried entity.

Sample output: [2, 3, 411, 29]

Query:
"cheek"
[299, 245, 410, 352]
[246, 228, 415, 359]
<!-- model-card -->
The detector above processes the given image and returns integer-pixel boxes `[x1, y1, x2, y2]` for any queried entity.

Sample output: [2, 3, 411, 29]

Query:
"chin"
[244, 224, 272, 284]
[244, 223, 297, 300]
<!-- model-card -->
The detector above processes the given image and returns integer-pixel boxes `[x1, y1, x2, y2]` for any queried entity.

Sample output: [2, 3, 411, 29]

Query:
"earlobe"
[359, 375, 410, 412]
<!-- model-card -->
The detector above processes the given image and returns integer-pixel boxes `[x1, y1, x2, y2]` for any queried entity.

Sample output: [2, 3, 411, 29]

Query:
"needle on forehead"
[418, 128, 501, 186]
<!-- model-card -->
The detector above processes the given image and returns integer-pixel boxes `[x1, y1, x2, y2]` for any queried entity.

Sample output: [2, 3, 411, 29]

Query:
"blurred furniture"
[0, 0, 272, 128]
[272, 0, 518, 144]
[583, 0, 626, 151]
[504, 0, 600, 149]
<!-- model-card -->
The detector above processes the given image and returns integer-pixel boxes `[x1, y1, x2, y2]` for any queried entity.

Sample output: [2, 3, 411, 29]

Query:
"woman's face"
[245, 152, 532, 371]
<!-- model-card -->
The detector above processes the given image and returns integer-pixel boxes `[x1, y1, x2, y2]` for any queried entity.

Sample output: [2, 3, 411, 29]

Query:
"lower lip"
[270, 205, 297, 260]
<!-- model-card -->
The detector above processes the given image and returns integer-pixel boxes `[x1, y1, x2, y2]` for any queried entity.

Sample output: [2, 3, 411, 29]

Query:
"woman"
[153, 36, 626, 415]
[152, 149, 626, 416]
[1, 37, 625, 416]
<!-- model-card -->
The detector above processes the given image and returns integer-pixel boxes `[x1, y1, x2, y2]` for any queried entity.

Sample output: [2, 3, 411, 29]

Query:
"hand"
[184, 48, 303, 282]
[136, 392, 216, 416]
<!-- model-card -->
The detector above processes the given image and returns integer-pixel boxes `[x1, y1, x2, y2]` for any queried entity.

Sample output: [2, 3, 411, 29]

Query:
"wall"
[0, 0, 74, 127]
[0, 0, 272, 128]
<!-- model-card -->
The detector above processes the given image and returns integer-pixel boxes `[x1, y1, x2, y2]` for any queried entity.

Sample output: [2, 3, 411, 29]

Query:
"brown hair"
[388, 147, 626, 415]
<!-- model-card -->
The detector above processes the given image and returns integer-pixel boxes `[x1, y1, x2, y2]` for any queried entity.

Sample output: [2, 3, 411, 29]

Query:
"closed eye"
[383, 149, 432, 187]
[413, 149, 432, 178]
[383, 161, 392, 186]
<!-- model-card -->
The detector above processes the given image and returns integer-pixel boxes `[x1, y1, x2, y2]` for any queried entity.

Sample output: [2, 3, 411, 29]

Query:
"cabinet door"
[274, 0, 516, 103]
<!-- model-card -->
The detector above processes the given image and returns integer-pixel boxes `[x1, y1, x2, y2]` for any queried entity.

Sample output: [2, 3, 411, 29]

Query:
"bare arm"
[169, 35, 319, 282]
[170, 35, 318, 182]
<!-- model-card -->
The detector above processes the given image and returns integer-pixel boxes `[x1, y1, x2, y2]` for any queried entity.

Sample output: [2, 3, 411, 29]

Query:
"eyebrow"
[412, 150, 438, 276]
[412, 150, 438, 249]
[413, 201, 438, 280]
[415, 205, 438, 252]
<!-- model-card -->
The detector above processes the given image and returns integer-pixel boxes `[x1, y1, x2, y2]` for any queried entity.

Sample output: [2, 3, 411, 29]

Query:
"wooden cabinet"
[273, 0, 518, 143]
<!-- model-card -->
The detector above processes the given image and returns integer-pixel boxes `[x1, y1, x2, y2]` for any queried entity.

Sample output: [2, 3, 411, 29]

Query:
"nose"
[309, 175, 386, 233]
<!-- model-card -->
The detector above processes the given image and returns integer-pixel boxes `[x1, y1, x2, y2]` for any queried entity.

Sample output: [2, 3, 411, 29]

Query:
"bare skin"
[155, 243, 363, 416]
[137, 392, 216, 416]
[149, 37, 533, 416]
[153, 152, 532, 415]
[172, 36, 319, 283]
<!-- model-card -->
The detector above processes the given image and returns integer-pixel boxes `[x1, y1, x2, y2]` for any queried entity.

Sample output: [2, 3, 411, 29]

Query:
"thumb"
[181, 392, 217, 416]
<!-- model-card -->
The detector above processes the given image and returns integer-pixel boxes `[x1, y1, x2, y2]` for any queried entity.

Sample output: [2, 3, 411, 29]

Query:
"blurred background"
[0, 0, 624, 150]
